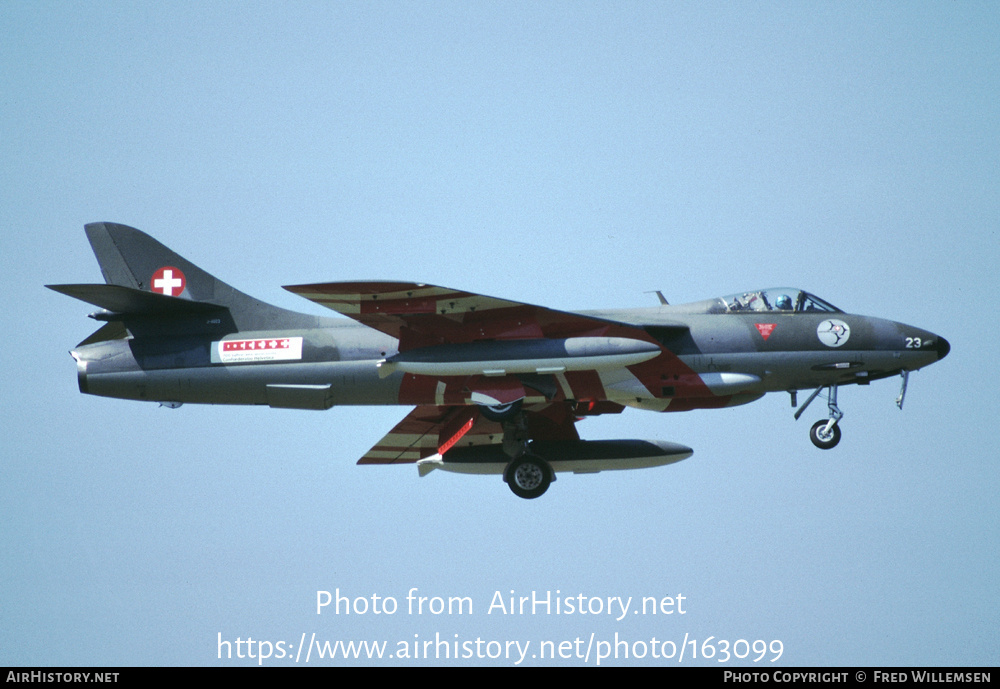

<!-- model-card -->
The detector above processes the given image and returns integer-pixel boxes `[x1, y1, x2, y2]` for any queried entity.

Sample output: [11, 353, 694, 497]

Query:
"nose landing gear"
[809, 418, 842, 449]
[794, 384, 843, 450]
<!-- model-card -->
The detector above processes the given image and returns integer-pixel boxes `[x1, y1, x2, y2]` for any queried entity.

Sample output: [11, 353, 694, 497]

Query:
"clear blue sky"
[2, 1, 996, 666]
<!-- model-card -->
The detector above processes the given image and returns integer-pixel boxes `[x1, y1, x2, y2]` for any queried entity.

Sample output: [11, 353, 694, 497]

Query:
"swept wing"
[358, 401, 581, 465]
[283, 281, 657, 350]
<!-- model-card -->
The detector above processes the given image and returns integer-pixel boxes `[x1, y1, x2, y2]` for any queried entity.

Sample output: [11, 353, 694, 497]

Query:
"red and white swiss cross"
[151, 266, 186, 296]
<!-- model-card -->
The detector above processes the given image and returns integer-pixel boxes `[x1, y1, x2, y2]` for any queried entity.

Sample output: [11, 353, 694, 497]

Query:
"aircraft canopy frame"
[717, 288, 841, 314]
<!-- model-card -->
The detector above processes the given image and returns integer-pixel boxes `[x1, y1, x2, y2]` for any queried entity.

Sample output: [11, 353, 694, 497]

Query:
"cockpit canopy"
[717, 288, 840, 314]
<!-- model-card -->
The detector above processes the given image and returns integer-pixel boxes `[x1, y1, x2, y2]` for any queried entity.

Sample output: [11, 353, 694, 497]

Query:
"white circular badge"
[817, 319, 851, 347]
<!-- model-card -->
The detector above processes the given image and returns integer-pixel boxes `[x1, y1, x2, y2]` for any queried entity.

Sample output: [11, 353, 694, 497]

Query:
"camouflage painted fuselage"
[72, 294, 947, 413]
[52, 224, 950, 497]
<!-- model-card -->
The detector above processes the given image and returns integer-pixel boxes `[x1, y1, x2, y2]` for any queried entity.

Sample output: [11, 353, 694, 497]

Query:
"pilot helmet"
[775, 294, 792, 310]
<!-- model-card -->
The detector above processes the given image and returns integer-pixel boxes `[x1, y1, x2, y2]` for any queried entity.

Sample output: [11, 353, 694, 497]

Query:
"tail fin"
[50, 222, 317, 338]
[84, 222, 252, 308]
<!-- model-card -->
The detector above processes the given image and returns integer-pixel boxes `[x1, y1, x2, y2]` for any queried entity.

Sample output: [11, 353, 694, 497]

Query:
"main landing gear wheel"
[810, 420, 842, 450]
[505, 454, 552, 500]
[479, 399, 523, 422]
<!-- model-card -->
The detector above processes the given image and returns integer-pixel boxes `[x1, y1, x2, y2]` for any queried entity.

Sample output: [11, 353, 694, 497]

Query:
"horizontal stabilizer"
[77, 321, 128, 347]
[47, 283, 226, 316]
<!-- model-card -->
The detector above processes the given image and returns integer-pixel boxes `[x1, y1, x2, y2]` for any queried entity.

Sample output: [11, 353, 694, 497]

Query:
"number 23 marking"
[905, 337, 923, 349]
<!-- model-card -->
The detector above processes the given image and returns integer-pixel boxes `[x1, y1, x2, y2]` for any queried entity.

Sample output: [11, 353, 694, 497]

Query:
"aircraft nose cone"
[935, 336, 950, 361]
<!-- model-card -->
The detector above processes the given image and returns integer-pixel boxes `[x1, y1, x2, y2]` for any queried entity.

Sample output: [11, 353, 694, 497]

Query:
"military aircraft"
[49, 223, 950, 499]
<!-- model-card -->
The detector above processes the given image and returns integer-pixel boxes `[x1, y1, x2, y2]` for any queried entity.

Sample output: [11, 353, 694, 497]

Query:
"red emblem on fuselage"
[755, 323, 776, 340]
[151, 267, 186, 296]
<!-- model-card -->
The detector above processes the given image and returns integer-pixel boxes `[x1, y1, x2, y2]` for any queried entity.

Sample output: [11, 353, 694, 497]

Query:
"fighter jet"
[49, 223, 950, 499]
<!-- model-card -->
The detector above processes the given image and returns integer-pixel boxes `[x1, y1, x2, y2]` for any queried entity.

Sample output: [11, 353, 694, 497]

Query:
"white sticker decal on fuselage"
[213, 337, 303, 364]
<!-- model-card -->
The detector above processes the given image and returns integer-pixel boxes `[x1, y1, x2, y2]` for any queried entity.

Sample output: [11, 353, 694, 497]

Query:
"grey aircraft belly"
[49, 223, 950, 499]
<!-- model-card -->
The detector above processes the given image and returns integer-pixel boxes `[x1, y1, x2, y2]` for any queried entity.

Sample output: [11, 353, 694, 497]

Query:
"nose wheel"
[809, 419, 842, 449]
[794, 384, 844, 450]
